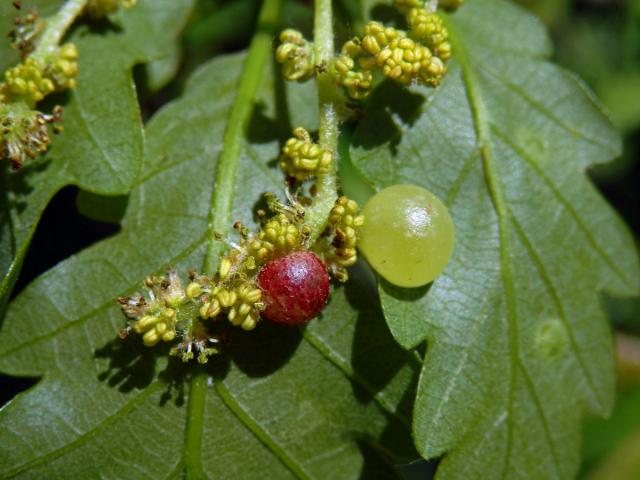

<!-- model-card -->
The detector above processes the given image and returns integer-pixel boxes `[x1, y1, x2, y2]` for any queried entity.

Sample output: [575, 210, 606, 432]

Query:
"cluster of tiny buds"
[1, 4, 79, 170]
[119, 190, 318, 360]
[219, 192, 308, 276]
[0, 103, 63, 169]
[333, 49, 373, 100]
[246, 213, 305, 262]
[118, 271, 186, 347]
[275, 29, 315, 82]
[85, 0, 137, 19]
[280, 127, 333, 181]
[334, 15, 449, 98]
[118, 268, 264, 363]
[1, 1, 140, 170]
[0, 43, 78, 107]
[196, 279, 263, 332]
[275, 0, 458, 100]
[317, 196, 365, 282]
[117, 185, 367, 359]
[406, 7, 451, 61]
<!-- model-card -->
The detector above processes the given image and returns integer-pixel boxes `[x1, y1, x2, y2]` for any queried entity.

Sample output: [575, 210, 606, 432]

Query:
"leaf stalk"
[305, 0, 340, 243]
[185, 0, 283, 478]
[34, 0, 88, 57]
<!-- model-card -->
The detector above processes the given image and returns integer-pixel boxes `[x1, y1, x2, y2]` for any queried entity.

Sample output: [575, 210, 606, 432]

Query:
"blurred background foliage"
[0, 0, 638, 478]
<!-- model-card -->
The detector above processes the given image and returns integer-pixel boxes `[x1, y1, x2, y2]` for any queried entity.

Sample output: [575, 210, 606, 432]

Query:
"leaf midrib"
[214, 381, 313, 479]
[447, 17, 541, 480]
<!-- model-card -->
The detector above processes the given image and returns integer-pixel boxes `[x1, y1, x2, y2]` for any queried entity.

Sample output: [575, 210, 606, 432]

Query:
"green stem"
[184, 371, 208, 480]
[185, 1, 283, 478]
[306, 0, 339, 243]
[203, 0, 284, 275]
[34, 0, 88, 56]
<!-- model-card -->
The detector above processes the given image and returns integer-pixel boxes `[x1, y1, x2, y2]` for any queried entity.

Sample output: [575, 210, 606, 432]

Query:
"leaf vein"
[302, 328, 412, 429]
[0, 381, 164, 479]
[213, 380, 311, 480]
[509, 212, 601, 406]
[476, 61, 617, 156]
[0, 232, 208, 361]
[490, 124, 632, 288]
[517, 362, 562, 479]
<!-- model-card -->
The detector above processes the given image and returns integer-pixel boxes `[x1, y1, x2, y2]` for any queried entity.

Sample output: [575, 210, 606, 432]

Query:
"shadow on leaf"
[228, 320, 303, 378]
[94, 335, 161, 393]
[346, 273, 420, 406]
[369, 3, 404, 26]
[379, 277, 431, 303]
[351, 80, 425, 155]
[71, 16, 123, 37]
[355, 435, 403, 479]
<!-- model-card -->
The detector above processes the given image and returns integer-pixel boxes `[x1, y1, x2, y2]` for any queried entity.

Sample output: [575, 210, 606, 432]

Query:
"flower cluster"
[1, 0, 139, 170]
[406, 7, 451, 61]
[316, 196, 365, 282]
[118, 195, 302, 361]
[119, 268, 265, 363]
[119, 186, 364, 360]
[275, 29, 315, 82]
[279, 127, 333, 181]
[0, 103, 63, 170]
[0, 6, 80, 170]
[275, 0, 454, 100]
[1, 43, 78, 106]
[334, 6, 451, 98]
[333, 46, 374, 100]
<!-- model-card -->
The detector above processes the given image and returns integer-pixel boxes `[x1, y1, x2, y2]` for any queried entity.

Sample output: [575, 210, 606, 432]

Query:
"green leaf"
[0, 53, 418, 478]
[350, 0, 640, 478]
[0, 0, 193, 310]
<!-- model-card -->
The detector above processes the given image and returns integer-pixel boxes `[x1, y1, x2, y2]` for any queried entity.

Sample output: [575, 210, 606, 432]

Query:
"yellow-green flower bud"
[1, 43, 79, 106]
[280, 127, 333, 181]
[332, 54, 373, 100]
[322, 196, 365, 282]
[185, 282, 202, 299]
[407, 8, 451, 61]
[142, 329, 159, 347]
[241, 315, 257, 331]
[275, 29, 315, 82]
